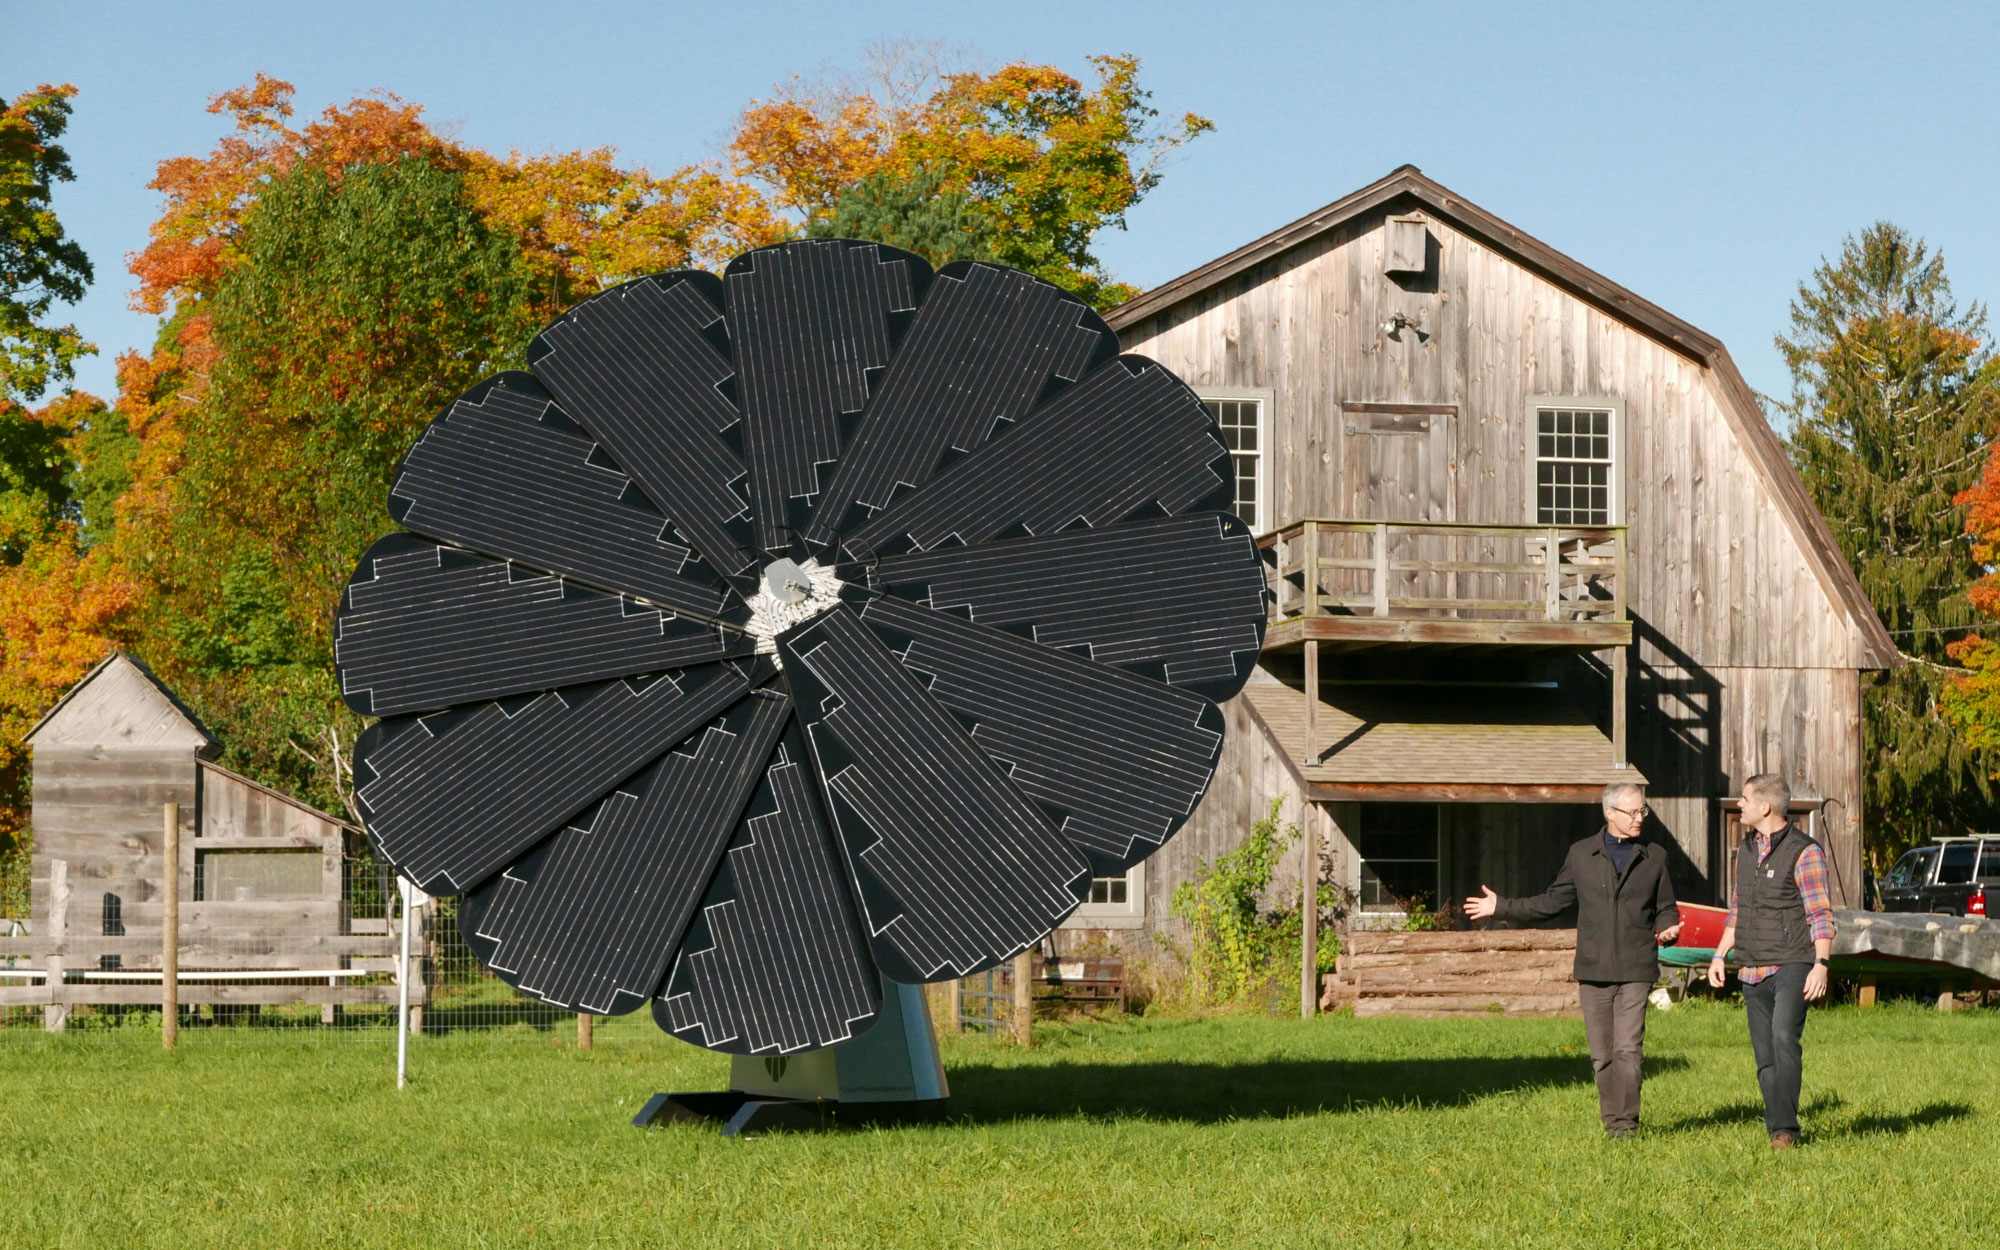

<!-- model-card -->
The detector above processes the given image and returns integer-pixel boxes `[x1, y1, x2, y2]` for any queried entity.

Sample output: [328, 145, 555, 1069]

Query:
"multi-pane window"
[1087, 875, 1129, 906]
[101, 892, 124, 937]
[1356, 803, 1441, 913]
[1535, 407, 1614, 525]
[1203, 398, 1264, 530]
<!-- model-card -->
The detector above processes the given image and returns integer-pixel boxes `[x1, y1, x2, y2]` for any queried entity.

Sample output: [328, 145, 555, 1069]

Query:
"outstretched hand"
[1464, 885, 1498, 922]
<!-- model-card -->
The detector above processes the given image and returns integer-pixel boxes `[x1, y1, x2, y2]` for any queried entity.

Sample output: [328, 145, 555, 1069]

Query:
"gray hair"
[1744, 772, 1791, 814]
[1600, 781, 1644, 813]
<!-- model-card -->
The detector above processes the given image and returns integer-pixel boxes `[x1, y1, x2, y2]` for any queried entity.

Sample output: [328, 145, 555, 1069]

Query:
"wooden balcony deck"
[1257, 519, 1629, 654]
[1255, 519, 1634, 770]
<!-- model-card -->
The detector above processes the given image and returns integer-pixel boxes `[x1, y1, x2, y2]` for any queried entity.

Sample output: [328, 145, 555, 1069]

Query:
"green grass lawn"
[3, 1000, 1994, 1248]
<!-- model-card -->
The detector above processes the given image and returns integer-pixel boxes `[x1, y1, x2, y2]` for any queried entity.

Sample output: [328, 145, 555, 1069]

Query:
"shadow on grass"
[941, 1055, 1689, 1124]
[1657, 1092, 1972, 1138]
[1847, 1102, 1973, 1135]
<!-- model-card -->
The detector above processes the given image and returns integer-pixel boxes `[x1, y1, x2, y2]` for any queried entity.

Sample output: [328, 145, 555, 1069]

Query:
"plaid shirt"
[1726, 825, 1835, 985]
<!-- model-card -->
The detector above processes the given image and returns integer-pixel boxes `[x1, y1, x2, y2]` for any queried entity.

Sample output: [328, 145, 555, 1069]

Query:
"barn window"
[1062, 861, 1147, 930]
[99, 954, 123, 971]
[1355, 803, 1441, 914]
[1529, 398, 1623, 526]
[197, 850, 322, 901]
[1198, 389, 1274, 531]
[102, 892, 124, 936]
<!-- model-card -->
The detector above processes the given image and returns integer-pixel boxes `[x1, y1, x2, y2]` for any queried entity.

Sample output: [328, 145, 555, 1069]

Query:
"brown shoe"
[1769, 1132, 1799, 1150]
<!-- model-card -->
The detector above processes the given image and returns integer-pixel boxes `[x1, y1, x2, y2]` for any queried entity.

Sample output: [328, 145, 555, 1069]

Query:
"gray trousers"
[1577, 980, 1650, 1131]
[1743, 962, 1810, 1137]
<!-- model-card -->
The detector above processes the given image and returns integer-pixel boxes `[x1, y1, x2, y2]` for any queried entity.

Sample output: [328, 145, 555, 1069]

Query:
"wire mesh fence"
[1, 853, 586, 1042]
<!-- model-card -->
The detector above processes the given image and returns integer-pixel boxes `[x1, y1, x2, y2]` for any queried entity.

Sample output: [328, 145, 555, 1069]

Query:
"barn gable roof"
[25, 651, 218, 753]
[1106, 165, 1897, 670]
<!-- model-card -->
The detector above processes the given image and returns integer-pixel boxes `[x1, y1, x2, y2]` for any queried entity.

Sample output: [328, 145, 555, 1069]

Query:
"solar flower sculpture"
[335, 240, 1268, 1123]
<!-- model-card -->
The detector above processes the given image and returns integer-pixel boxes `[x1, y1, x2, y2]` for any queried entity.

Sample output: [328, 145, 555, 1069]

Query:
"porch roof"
[1239, 674, 1644, 803]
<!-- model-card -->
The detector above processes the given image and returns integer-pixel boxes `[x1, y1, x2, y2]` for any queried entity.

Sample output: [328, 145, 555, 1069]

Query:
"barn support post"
[1301, 808, 1319, 1018]
[1611, 645, 1628, 770]
[162, 802, 179, 1051]
[1011, 949, 1033, 1047]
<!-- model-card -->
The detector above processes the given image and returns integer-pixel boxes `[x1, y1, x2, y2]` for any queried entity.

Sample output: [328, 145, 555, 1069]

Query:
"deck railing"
[1257, 520, 1626, 624]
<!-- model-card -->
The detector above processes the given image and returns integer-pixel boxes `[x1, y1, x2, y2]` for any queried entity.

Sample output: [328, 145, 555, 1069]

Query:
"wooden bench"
[1030, 955, 1126, 1016]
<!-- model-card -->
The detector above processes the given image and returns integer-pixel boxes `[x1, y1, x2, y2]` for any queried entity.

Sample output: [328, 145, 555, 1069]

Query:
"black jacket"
[1494, 831, 1681, 983]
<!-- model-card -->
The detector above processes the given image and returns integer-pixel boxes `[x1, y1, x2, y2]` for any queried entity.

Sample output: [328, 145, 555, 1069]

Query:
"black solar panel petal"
[780, 606, 1089, 983]
[528, 273, 758, 577]
[854, 594, 1225, 874]
[850, 513, 1269, 703]
[654, 722, 880, 1054]
[389, 372, 735, 619]
[459, 691, 791, 1016]
[837, 355, 1236, 559]
[805, 261, 1110, 548]
[725, 240, 923, 554]
[336, 534, 752, 717]
[355, 660, 766, 895]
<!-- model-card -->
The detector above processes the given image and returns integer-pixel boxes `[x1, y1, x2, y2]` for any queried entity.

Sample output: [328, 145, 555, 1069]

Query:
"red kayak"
[1670, 902, 1729, 949]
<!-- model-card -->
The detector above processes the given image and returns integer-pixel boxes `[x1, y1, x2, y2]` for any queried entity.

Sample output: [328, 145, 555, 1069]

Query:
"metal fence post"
[397, 876, 414, 1089]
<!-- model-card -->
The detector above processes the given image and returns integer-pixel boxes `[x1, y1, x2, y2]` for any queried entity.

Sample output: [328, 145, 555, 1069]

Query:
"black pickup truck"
[1878, 836, 2000, 916]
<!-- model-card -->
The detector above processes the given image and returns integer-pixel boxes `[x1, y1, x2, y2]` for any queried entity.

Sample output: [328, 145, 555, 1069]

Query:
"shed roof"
[25, 651, 217, 753]
[1240, 674, 1643, 803]
[1107, 165, 1897, 671]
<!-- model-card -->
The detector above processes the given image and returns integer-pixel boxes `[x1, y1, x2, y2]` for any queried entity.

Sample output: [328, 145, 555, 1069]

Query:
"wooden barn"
[1058, 166, 1892, 953]
[2, 652, 412, 1028]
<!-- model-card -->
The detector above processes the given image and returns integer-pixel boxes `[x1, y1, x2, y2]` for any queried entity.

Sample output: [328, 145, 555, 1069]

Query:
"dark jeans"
[1743, 962, 1810, 1137]
[1577, 980, 1650, 1131]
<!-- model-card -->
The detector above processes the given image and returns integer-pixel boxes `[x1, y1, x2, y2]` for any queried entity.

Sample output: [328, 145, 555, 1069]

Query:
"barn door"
[1339, 405, 1458, 610]
[1339, 405, 1456, 523]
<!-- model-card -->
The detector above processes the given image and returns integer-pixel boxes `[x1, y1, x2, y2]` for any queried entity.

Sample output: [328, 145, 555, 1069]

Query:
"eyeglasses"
[1611, 806, 1650, 820]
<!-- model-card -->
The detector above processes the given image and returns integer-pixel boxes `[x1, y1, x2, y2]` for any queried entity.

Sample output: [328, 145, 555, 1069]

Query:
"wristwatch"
[1814, 958, 1830, 967]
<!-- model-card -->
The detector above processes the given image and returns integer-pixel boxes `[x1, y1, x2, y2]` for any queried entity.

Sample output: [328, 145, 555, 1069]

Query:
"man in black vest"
[1705, 773, 1835, 1149]
[1464, 781, 1681, 1138]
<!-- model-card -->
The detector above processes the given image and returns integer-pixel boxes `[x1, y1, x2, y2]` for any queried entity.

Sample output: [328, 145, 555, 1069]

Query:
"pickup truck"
[1877, 836, 2000, 916]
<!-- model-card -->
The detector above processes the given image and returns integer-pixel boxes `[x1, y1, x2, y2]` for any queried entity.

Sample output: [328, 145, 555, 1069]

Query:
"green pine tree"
[1777, 222, 2000, 858]
[808, 164, 997, 268]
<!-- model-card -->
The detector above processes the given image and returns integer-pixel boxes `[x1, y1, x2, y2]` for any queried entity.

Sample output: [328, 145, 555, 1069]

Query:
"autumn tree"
[733, 52, 1210, 307]
[122, 158, 536, 817]
[1779, 222, 2000, 856]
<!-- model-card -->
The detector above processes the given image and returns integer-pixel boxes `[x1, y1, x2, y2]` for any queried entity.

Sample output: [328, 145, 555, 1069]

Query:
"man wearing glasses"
[1464, 781, 1681, 1138]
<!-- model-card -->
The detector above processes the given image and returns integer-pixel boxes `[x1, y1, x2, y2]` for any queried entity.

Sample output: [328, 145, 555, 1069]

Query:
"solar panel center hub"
[744, 557, 844, 665]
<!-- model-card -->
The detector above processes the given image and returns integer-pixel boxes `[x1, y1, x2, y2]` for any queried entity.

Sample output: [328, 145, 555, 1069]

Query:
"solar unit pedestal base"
[634, 979, 948, 1136]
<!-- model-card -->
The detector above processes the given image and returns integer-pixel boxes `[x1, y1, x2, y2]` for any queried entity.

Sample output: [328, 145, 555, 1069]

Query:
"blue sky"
[10, 1, 2000, 409]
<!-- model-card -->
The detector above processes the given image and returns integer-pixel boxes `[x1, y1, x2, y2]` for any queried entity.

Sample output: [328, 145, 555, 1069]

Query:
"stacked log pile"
[1323, 928, 1580, 1018]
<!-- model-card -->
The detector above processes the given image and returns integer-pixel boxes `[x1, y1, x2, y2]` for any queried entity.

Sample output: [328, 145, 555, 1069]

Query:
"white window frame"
[1062, 860, 1147, 930]
[1197, 388, 1276, 533]
[1524, 396, 1625, 527]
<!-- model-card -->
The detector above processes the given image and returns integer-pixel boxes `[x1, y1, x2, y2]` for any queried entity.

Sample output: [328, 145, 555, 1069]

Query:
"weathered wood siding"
[1117, 203, 1868, 908]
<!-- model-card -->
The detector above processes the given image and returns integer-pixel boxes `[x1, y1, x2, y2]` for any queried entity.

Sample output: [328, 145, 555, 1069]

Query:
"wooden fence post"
[44, 859, 67, 1032]
[1011, 950, 1033, 1047]
[577, 1012, 594, 1050]
[162, 802, 179, 1051]
[945, 975, 962, 1032]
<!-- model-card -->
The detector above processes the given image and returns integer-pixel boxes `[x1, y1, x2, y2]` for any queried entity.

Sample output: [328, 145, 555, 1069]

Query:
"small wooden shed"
[3, 652, 410, 1028]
